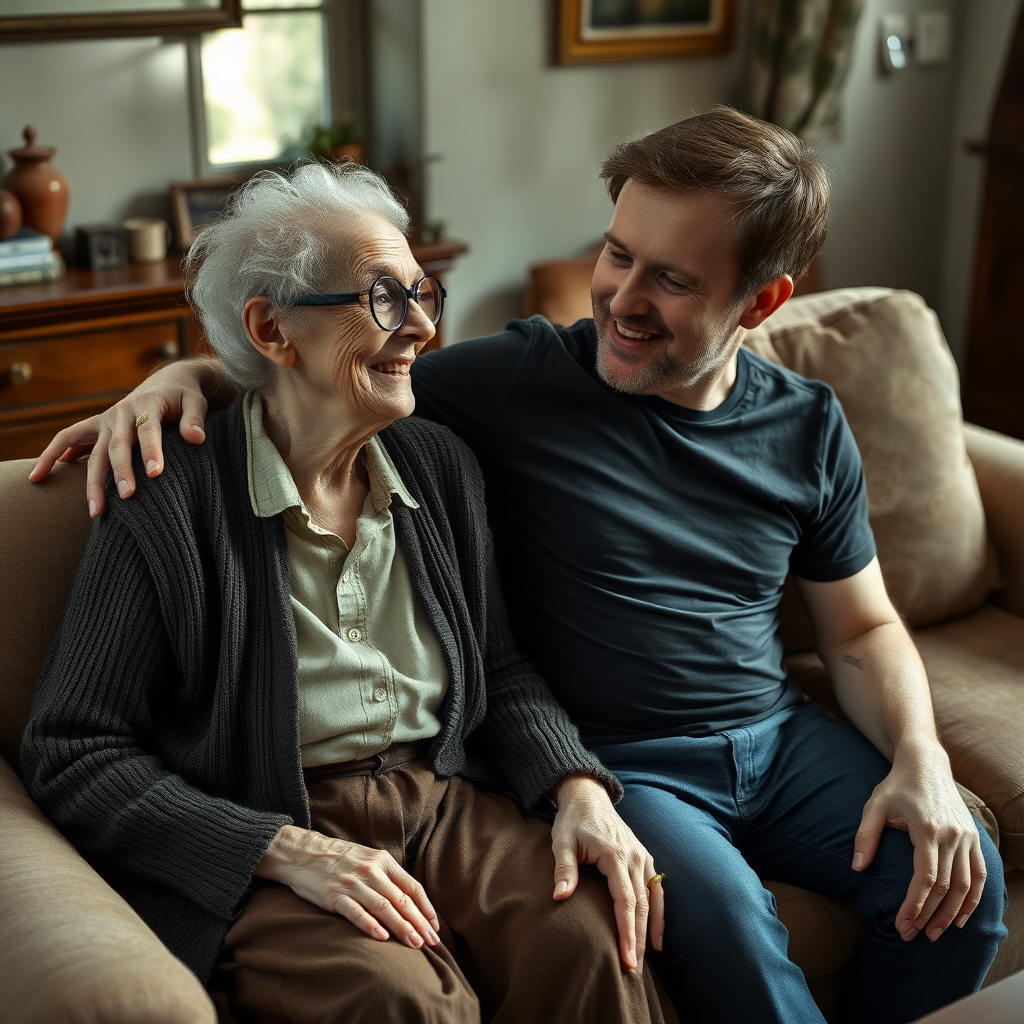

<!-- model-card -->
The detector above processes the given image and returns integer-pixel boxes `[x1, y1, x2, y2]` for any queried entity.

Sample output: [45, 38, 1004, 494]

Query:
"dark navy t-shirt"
[411, 317, 876, 744]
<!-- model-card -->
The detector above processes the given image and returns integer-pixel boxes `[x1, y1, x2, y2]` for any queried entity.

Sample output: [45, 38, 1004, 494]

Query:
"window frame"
[186, 0, 366, 178]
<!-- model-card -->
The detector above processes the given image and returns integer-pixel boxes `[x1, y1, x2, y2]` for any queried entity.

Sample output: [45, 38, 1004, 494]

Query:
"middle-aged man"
[33, 107, 1008, 1024]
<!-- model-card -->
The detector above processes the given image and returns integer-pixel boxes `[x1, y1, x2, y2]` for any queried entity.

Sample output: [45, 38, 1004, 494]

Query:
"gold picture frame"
[557, 0, 736, 64]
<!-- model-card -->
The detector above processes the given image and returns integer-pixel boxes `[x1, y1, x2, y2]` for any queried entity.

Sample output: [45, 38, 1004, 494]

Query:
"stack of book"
[0, 227, 64, 288]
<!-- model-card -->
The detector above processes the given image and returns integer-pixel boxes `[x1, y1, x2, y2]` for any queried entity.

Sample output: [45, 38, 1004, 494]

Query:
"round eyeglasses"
[290, 275, 446, 333]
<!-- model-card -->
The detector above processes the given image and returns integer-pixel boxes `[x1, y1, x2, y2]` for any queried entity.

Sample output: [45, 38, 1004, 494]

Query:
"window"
[188, 0, 364, 174]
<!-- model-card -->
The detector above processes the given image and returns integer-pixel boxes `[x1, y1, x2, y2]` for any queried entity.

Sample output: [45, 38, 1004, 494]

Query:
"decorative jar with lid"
[2, 126, 70, 244]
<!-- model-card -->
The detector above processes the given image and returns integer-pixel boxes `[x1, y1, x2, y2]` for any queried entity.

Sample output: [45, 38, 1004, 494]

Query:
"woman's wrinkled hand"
[254, 824, 442, 948]
[28, 356, 218, 517]
[550, 774, 664, 973]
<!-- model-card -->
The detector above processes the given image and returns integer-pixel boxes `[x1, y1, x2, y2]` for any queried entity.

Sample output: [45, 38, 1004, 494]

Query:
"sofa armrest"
[0, 756, 215, 1024]
[965, 422, 1024, 617]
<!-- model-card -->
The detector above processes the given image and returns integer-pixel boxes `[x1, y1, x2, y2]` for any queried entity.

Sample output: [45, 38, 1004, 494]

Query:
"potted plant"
[305, 112, 365, 165]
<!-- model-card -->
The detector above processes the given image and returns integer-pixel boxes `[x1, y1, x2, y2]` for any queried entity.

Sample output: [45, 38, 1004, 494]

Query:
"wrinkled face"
[277, 212, 434, 426]
[591, 181, 746, 401]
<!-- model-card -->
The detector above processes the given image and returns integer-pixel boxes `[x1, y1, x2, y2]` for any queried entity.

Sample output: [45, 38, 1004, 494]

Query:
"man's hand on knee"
[852, 744, 987, 943]
[550, 773, 664, 973]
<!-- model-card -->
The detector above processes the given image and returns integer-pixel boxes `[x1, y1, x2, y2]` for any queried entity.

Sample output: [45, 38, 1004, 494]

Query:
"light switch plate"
[880, 13, 911, 71]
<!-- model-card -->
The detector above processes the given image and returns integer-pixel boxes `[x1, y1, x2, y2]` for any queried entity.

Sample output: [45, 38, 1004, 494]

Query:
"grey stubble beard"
[592, 299, 716, 398]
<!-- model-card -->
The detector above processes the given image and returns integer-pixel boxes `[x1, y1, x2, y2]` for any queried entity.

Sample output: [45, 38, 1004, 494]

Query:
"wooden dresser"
[0, 259, 198, 461]
[0, 241, 466, 461]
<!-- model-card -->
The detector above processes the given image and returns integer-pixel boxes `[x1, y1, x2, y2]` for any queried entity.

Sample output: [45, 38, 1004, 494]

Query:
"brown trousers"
[210, 747, 663, 1024]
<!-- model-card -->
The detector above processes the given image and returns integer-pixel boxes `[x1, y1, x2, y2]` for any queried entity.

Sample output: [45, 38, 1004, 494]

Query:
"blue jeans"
[592, 701, 1007, 1024]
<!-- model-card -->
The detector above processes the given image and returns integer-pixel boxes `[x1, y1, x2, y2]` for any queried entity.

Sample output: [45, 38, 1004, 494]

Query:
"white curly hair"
[186, 161, 410, 390]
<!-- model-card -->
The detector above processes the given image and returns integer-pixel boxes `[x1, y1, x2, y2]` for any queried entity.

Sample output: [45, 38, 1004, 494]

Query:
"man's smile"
[607, 317, 668, 353]
[615, 321, 657, 341]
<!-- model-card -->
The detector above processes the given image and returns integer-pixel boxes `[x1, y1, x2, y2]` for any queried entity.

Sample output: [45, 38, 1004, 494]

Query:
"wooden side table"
[0, 241, 467, 462]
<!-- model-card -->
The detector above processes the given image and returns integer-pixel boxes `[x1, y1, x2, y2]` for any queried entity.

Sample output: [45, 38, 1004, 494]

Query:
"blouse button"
[347, 627, 362, 643]
[373, 687, 388, 703]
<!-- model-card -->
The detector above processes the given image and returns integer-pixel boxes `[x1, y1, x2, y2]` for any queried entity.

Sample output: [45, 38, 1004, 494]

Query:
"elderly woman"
[22, 164, 663, 1024]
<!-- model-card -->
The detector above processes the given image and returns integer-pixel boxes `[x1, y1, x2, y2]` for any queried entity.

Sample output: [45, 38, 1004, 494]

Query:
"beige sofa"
[1, 286, 1022, 1023]
[743, 288, 1024, 1009]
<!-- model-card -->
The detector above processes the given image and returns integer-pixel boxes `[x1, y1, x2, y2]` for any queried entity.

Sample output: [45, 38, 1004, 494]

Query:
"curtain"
[742, 0, 865, 138]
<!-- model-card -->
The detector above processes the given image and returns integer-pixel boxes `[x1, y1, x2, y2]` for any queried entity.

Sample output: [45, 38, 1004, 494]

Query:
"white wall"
[423, 0, 1019, 352]
[938, 0, 1021, 364]
[0, 36, 193, 231]
[813, 0, 1021, 367]
[422, 0, 745, 343]
[814, 0, 960, 309]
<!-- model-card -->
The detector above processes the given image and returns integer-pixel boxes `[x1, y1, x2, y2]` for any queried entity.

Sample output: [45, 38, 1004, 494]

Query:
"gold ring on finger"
[646, 873, 665, 889]
[135, 413, 149, 428]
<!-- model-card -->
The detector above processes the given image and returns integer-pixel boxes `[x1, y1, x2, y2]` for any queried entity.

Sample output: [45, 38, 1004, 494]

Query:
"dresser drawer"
[0, 401, 113, 462]
[0, 321, 183, 411]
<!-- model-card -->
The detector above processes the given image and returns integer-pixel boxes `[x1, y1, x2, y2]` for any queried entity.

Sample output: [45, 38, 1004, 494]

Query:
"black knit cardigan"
[22, 402, 619, 983]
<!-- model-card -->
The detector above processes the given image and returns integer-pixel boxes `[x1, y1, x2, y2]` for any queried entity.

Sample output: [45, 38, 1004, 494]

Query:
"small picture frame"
[557, 0, 736, 65]
[169, 178, 240, 251]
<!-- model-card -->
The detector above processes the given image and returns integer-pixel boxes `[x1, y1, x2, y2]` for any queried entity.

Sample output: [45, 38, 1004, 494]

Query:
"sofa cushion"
[0, 459, 91, 774]
[915, 605, 1024, 870]
[744, 288, 999, 634]
[767, 880, 866, 1020]
[0, 754, 217, 1022]
[965, 423, 1024, 619]
[987, 869, 1024, 985]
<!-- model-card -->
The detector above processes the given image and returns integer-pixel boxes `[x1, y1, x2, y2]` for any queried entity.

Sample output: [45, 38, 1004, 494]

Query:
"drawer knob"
[157, 340, 181, 361]
[9, 361, 32, 386]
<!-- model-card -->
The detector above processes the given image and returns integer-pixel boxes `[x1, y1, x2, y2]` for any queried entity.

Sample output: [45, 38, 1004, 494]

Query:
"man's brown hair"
[600, 106, 829, 299]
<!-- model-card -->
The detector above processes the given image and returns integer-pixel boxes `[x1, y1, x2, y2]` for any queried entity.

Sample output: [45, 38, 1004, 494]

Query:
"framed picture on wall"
[169, 178, 241, 251]
[556, 0, 736, 64]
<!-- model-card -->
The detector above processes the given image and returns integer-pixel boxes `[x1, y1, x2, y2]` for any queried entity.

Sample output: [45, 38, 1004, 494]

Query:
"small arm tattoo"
[843, 654, 865, 670]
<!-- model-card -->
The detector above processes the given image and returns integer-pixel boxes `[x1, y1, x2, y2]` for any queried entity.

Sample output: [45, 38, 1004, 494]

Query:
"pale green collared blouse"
[243, 391, 449, 767]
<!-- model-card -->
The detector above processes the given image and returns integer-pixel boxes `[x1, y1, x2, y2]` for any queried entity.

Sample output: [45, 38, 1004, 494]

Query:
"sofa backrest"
[744, 288, 999, 649]
[0, 459, 91, 774]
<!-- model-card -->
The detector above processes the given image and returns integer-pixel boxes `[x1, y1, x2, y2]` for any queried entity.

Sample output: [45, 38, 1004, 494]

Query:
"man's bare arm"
[796, 558, 986, 944]
[29, 355, 234, 517]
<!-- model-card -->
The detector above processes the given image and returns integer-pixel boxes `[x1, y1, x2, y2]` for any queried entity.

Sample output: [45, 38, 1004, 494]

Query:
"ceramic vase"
[2, 126, 69, 244]
[0, 187, 22, 239]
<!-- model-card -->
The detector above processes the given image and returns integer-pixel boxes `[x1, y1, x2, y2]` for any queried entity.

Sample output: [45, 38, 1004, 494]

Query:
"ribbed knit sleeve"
[474, 521, 624, 811]
[21, 515, 292, 922]
[384, 418, 622, 814]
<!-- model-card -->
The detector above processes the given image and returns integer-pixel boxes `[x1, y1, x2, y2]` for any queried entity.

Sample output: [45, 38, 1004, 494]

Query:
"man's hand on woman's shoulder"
[29, 355, 229, 517]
